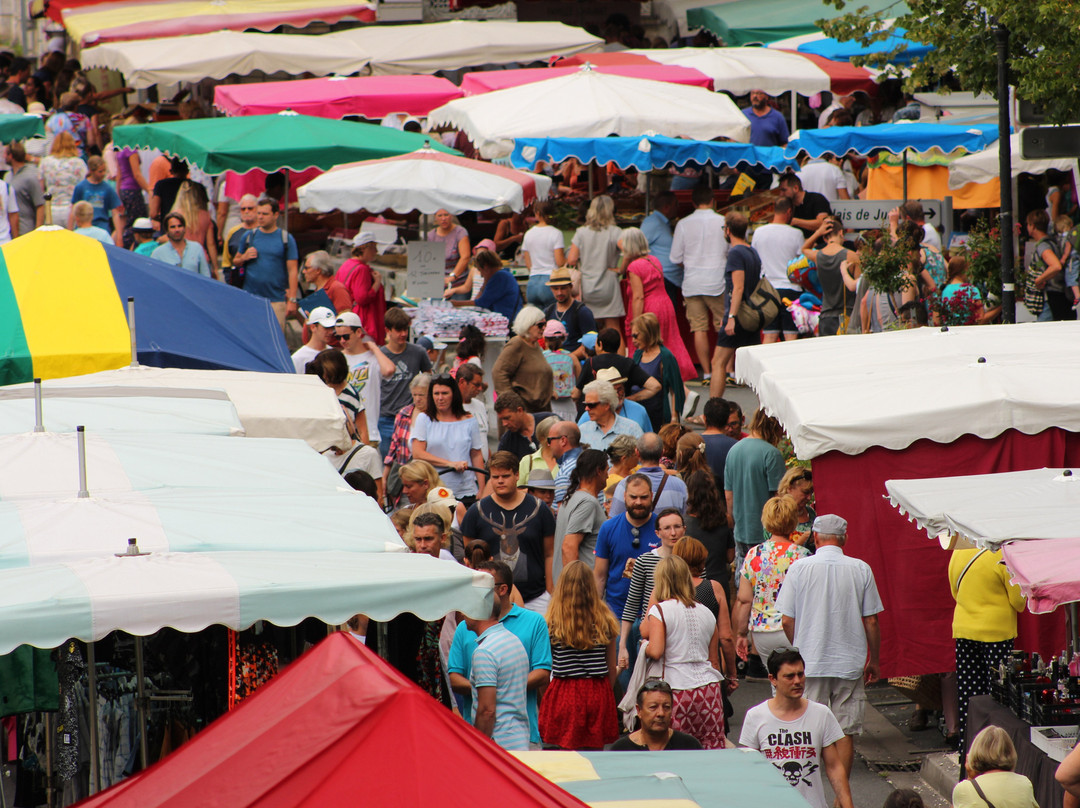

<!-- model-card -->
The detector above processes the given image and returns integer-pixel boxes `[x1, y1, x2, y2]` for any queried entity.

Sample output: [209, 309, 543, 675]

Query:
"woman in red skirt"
[540, 560, 620, 749]
[642, 556, 727, 748]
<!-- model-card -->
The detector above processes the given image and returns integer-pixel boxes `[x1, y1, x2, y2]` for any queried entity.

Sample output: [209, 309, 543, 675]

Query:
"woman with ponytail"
[552, 448, 608, 585]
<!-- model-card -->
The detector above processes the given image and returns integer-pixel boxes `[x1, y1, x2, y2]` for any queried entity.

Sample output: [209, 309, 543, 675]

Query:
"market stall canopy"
[1001, 538, 1080, 615]
[428, 68, 751, 160]
[687, 0, 910, 46]
[15, 367, 351, 452]
[798, 27, 933, 65]
[215, 75, 462, 119]
[0, 385, 244, 437]
[949, 133, 1078, 188]
[460, 63, 714, 94]
[297, 146, 552, 215]
[0, 114, 44, 143]
[63, 0, 374, 46]
[510, 135, 797, 173]
[325, 20, 603, 76]
[74, 632, 590, 808]
[785, 122, 999, 159]
[80, 31, 366, 91]
[735, 321, 1080, 461]
[0, 550, 492, 654]
[627, 46, 834, 96]
[112, 112, 457, 175]
[0, 229, 292, 385]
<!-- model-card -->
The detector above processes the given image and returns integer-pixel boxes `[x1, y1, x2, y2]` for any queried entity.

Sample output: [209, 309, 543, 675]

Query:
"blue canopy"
[510, 135, 798, 173]
[785, 123, 999, 159]
[798, 28, 934, 65]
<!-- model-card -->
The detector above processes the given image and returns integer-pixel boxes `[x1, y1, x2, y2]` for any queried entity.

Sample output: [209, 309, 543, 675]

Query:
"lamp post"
[995, 23, 1015, 323]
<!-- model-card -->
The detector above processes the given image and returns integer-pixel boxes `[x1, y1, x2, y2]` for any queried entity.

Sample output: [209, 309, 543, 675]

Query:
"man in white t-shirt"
[334, 311, 395, 445]
[740, 648, 853, 808]
[750, 198, 805, 343]
[797, 156, 850, 202]
[291, 306, 336, 374]
[456, 362, 490, 460]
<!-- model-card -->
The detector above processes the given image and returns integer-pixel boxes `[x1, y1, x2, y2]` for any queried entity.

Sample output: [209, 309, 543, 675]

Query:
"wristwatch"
[288, 296, 299, 303]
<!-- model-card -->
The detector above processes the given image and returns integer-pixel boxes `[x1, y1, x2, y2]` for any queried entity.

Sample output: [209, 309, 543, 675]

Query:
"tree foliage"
[819, 0, 1080, 124]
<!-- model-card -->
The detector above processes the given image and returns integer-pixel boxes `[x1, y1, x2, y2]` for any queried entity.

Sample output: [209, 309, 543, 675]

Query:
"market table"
[967, 695, 1066, 808]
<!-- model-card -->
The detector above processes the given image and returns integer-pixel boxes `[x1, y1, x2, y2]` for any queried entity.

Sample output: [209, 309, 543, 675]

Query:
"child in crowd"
[451, 323, 485, 376]
[542, 320, 579, 421]
[1055, 215, 1080, 305]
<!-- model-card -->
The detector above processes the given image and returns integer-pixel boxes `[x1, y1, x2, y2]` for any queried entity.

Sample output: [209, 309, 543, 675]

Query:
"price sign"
[406, 241, 445, 300]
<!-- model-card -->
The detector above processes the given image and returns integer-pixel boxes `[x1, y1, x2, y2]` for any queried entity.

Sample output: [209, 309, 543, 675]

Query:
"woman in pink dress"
[619, 227, 695, 378]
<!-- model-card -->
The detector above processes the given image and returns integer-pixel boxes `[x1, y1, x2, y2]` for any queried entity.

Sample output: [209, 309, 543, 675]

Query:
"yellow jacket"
[950, 548, 1026, 642]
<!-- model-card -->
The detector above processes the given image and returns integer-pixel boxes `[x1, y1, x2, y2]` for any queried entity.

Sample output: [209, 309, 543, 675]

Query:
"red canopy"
[74, 633, 589, 808]
[554, 52, 658, 67]
[779, 50, 879, 97]
[461, 64, 714, 95]
[215, 75, 464, 120]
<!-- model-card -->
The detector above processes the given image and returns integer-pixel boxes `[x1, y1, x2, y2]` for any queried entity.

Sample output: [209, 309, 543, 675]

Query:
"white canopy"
[0, 550, 492, 654]
[628, 47, 832, 96]
[79, 31, 367, 90]
[326, 21, 602, 76]
[428, 68, 752, 160]
[735, 321, 1080, 460]
[949, 133, 1078, 188]
[885, 467, 1080, 550]
[15, 367, 351, 452]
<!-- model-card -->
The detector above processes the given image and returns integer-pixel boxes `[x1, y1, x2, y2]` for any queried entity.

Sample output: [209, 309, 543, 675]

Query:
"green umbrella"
[111, 111, 458, 175]
[0, 114, 44, 144]
[687, 0, 910, 46]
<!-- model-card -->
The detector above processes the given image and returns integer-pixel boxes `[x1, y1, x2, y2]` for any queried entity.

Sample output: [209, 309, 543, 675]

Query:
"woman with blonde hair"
[643, 555, 727, 748]
[631, 312, 688, 431]
[778, 466, 816, 540]
[171, 180, 218, 275]
[952, 726, 1036, 808]
[518, 415, 559, 486]
[606, 434, 639, 487]
[566, 194, 623, 340]
[40, 131, 86, 227]
[540, 559, 620, 750]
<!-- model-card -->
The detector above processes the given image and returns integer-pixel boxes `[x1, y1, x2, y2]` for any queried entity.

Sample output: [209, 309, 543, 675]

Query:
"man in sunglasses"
[221, 193, 258, 286]
[607, 679, 702, 751]
[594, 473, 660, 619]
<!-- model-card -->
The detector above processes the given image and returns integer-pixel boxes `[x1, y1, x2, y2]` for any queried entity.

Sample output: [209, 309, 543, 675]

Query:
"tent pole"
[645, 174, 651, 215]
[902, 152, 908, 202]
[76, 426, 89, 499]
[790, 92, 797, 134]
[87, 643, 101, 795]
[126, 297, 137, 367]
[134, 637, 150, 771]
[588, 163, 594, 200]
[1070, 602, 1080, 657]
[283, 174, 290, 234]
[33, 377, 43, 432]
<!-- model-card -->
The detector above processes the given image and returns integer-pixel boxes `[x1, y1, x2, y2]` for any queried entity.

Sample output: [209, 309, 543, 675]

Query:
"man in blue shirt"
[150, 212, 214, 279]
[448, 560, 551, 748]
[742, 89, 790, 147]
[593, 474, 660, 619]
[640, 192, 681, 300]
[69, 155, 123, 244]
[576, 367, 651, 434]
[232, 196, 298, 329]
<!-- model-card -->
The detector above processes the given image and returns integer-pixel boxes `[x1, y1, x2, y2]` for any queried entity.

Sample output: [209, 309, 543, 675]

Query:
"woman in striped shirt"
[540, 560, 619, 750]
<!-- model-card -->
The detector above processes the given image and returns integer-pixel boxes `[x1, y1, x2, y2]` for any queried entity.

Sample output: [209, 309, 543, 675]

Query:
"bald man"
[222, 193, 258, 283]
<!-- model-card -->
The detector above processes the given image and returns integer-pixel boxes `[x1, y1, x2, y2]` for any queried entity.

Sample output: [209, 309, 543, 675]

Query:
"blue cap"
[580, 331, 598, 351]
[416, 336, 434, 351]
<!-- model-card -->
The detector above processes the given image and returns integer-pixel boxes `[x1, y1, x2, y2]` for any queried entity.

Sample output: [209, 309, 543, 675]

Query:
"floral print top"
[740, 539, 811, 632]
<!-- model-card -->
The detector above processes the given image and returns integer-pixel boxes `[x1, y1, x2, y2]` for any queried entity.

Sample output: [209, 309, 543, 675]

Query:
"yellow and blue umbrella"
[0, 229, 292, 386]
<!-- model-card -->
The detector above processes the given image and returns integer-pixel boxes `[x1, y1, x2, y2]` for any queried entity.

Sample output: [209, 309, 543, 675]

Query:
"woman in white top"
[410, 374, 485, 505]
[522, 199, 566, 308]
[642, 555, 727, 748]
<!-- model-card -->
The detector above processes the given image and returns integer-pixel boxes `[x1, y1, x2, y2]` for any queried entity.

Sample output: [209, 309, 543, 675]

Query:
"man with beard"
[741, 89, 789, 191]
[543, 266, 595, 355]
[593, 473, 660, 620]
[740, 649, 853, 808]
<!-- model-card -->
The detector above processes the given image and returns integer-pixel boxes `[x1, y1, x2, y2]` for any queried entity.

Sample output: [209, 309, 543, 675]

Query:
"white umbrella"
[298, 146, 552, 215]
[13, 367, 351, 452]
[0, 548, 492, 654]
[949, 133, 1078, 188]
[629, 46, 831, 96]
[428, 67, 752, 160]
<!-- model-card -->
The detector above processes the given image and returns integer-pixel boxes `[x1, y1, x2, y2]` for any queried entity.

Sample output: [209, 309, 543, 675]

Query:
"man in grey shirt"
[551, 447, 607, 584]
[5, 141, 43, 235]
[377, 306, 431, 457]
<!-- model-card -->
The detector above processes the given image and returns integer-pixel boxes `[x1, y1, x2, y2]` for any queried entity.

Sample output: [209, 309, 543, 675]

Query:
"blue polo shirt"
[577, 399, 651, 435]
[476, 268, 523, 321]
[741, 105, 790, 147]
[595, 514, 660, 617]
[447, 603, 552, 744]
[640, 210, 679, 286]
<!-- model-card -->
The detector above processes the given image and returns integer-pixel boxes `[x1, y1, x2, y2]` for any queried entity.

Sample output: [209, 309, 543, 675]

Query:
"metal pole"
[33, 378, 43, 432]
[1070, 602, 1080, 657]
[134, 637, 150, 770]
[126, 297, 137, 367]
[902, 151, 908, 202]
[996, 24, 1016, 323]
[76, 426, 89, 498]
[790, 92, 797, 135]
[86, 643, 101, 795]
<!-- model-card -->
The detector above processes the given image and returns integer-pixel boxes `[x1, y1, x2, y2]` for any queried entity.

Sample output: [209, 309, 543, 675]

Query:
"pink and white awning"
[461, 63, 714, 95]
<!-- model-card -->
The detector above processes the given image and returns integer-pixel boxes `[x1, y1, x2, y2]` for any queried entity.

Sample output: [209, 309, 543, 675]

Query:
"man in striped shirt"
[465, 593, 531, 751]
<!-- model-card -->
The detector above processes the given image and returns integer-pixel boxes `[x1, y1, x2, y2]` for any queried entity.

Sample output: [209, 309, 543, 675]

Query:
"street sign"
[829, 199, 942, 231]
[406, 241, 445, 299]
[1020, 126, 1080, 160]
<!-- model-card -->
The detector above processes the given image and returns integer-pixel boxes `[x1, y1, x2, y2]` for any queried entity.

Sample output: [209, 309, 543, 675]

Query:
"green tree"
[819, 0, 1080, 124]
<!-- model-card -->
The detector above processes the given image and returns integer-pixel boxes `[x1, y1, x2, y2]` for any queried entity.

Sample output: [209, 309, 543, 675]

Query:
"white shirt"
[291, 344, 320, 375]
[922, 221, 942, 250]
[344, 350, 382, 441]
[775, 545, 883, 679]
[797, 160, 847, 202]
[670, 208, 727, 297]
[0, 180, 18, 243]
[520, 224, 564, 276]
[751, 223, 806, 289]
[463, 396, 490, 460]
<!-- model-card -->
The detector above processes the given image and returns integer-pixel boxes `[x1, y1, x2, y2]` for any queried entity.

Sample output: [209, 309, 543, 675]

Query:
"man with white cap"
[775, 513, 883, 782]
[131, 218, 157, 257]
[291, 306, 336, 374]
[575, 367, 651, 434]
[334, 311, 395, 445]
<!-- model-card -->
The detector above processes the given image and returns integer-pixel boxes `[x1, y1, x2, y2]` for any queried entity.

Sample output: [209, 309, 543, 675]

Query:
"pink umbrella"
[1002, 540, 1080, 615]
[460, 63, 714, 95]
[214, 75, 464, 120]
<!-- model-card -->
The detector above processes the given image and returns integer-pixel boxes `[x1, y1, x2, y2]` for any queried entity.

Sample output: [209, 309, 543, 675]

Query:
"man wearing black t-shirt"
[713, 212, 762, 398]
[573, 327, 660, 404]
[778, 173, 832, 238]
[607, 680, 703, 751]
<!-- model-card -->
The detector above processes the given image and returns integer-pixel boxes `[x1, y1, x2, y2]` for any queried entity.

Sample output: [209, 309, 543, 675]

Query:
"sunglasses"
[642, 677, 672, 693]
[630, 526, 641, 548]
[793, 470, 812, 482]
[546, 435, 566, 444]
[584, 401, 602, 409]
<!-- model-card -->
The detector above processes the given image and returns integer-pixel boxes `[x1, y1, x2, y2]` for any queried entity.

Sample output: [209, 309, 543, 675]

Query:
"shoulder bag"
[735, 276, 783, 332]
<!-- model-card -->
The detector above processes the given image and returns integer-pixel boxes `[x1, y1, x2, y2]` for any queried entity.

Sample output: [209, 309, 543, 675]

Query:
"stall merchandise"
[0, 228, 292, 385]
[409, 302, 509, 340]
